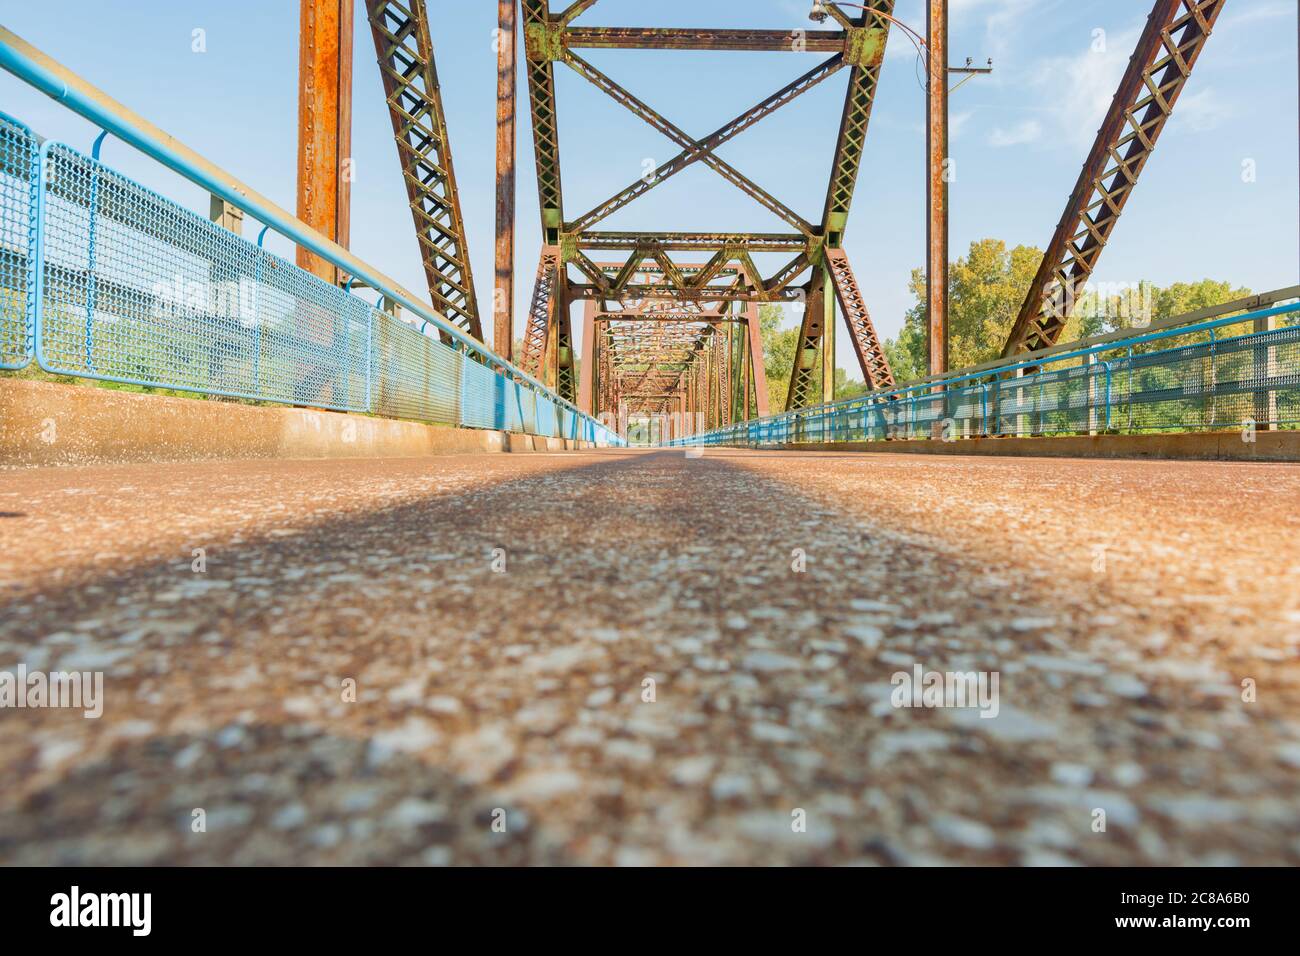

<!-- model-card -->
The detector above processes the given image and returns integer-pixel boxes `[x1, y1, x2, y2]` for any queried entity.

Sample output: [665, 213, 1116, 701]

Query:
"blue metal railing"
[666, 303, 1300, 448]
[0, 112, 622, 447]
[0, 111, 37, 369]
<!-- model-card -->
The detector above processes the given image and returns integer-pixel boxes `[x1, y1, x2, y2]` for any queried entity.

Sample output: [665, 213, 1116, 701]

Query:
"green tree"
[759, 303, 799, 412]
[885, 238, 1054, 380]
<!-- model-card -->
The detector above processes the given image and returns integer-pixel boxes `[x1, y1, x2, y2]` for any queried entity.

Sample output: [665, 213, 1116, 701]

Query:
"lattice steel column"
[577, 299, 597, 414]
[550, 284, 578, 403]
[368, 0, 483, 339]
[822, 1, 894, 240]
[1003, 0, 1226, 356]
[746, 300, 771, 418]
[786, 268, 829, 410]
[520, 245, 562, 380]
[521, 0, 565, 242]
[825, 248, 894, 389]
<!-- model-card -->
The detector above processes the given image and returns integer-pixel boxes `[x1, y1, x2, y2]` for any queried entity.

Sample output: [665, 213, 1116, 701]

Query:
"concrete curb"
[768, 430, 1300, 462]
[0, 379, 597, 466]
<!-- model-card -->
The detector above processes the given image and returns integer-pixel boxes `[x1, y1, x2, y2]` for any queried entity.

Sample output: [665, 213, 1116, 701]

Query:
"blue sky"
[1, 0, 1296, 373]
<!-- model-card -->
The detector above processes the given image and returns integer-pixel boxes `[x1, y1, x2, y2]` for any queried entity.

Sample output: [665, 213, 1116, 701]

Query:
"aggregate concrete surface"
[1, 449, 1298, 865]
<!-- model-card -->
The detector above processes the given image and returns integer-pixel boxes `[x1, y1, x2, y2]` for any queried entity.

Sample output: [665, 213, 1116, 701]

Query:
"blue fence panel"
[0, 122, 622, 445]
[0, 112, 37, 369]
[668, 306, 1300, 449]
[458, 353, 507, 429]
[36, 143, 371, 410]
[369, 312, 459, 424]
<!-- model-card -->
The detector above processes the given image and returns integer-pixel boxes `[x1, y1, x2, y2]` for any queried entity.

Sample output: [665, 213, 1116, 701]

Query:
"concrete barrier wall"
[0, 379, 596, 466]
[772, 430, 1300, 462]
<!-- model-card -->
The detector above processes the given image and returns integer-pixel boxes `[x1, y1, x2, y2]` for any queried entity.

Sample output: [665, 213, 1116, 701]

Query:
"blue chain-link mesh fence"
[0, 112, 37, 369]
[669, 306, 1300, 448]
[1, 135, 620, 445]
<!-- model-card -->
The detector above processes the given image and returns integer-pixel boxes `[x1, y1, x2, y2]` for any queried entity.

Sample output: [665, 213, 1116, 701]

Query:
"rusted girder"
[577, 233, 807, 253]
[521, 0, 565, 242]
[570, 285, 806, 302]
[562, 28, 848, 52]
[826, 248, 894, 389]
[520, 245, 562, 380]
[786, 266, 831, 410]
[368, 0, 482, 339]
[1002, 0, 1226, 357]
[822, 3, 893, 239]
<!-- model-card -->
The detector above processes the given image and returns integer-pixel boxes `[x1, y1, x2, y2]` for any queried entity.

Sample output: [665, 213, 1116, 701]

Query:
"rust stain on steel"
[296, 0, 352, 285]
[562, 27, 846, 52]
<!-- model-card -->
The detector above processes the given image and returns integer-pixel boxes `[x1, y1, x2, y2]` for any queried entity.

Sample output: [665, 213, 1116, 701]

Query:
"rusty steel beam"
[1002, 0, 1226, 357]
[821, 3, 893, 239]
[520, 245, 562, 380]
[296, 0, 352, 284]
[562, 27, 847, 52]
[577, 232, 807, 253]
[558, 0, 601, 26]
[577, 301, 598, 414]
[786, 267, 829, 410]
[551, 285, 578, 403]
[368, 0, 482, 339]
[570, 285, 806, 302]
[745, 297, 770, 418]
[826, 248, 894, 389]
[927, 0, 948, 376]
[521, 0, 565, 242]
[495, 0, 517, 359]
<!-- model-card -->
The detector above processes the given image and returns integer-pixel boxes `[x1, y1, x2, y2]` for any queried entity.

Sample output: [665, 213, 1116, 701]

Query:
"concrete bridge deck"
[1, 449, 1298, 865]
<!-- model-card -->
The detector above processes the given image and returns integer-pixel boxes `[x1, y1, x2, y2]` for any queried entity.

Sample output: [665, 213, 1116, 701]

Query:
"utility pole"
[495, 0, 517, 360]
[296, 0, 352, 284]
[926, 0, 948, 380]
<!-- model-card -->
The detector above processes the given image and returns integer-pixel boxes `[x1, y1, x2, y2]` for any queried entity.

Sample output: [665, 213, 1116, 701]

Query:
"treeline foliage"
[758, 237, 1252, 411]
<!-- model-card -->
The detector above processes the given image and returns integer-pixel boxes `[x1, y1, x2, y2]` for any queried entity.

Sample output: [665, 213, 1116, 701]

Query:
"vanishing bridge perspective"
[1, 1, 1298, 869]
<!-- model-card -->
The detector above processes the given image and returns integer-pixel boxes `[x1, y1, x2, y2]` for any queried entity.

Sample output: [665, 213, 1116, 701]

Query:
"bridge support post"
[746, 300, 770, 419]
[821, 267, 836, 405]
[578, 300, 597, 415]
[1253, 312, 1278, 431]
[1084, 352, 1099, 435]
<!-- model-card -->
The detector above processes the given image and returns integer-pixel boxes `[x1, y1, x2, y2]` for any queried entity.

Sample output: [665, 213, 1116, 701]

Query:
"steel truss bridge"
[1, 0, 1281, 449]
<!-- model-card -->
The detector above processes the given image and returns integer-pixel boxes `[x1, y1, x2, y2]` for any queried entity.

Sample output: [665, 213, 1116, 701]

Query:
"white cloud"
[1219, 0, 1294, 29]
[951, 110, 974, 140]
[1173, 87, 1231, 133]
[1030, 26, 1138, 151]
[988, 119, 1042, 147]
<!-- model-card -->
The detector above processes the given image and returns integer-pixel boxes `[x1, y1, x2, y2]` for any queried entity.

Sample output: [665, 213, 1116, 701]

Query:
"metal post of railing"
[1083, 351, 1098, 435]
[1102, 360, 1113, 432]
[84, 131, 109, 371]
[1253, 311, 1279, 430]
[1126, 345, 1134, 432]
[1207, 327, 1218, 430]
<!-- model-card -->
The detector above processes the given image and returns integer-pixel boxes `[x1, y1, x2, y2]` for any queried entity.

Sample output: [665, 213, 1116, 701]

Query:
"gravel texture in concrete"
[0, 449, 1297, 865]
